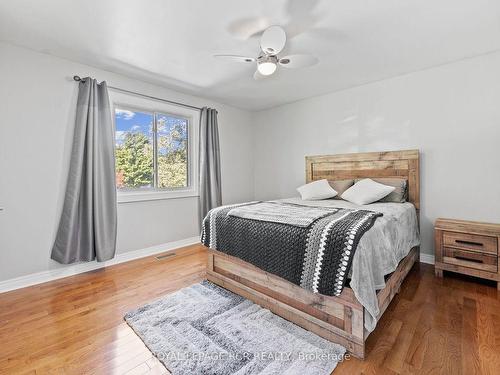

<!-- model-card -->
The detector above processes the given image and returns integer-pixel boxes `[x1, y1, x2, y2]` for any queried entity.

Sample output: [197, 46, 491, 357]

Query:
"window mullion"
[153, 112, 158, 188]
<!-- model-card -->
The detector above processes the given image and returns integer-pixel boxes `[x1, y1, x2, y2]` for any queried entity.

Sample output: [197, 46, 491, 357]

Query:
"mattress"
[279, 197, 420, 332]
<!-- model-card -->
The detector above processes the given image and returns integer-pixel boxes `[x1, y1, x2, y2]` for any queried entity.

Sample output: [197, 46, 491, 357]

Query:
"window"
[115, 108, 155, 189]
[112, 98, 198, 203]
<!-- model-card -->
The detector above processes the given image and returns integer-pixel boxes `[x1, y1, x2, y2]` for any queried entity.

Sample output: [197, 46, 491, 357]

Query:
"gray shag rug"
[124, 281, 346, 375]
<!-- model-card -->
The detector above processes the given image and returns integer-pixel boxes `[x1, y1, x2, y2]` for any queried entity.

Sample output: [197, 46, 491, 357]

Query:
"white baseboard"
[419, 253, 435, 265]
[0, 239, 435, 294]
[0, 236, 200, 294]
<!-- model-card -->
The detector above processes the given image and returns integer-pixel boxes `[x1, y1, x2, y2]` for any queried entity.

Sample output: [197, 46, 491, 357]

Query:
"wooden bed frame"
[206, 150, 420, 359]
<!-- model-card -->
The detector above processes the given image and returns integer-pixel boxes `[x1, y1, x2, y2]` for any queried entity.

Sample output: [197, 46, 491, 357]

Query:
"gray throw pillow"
[355, 178, 407, 203]
[328, 179, 354, 199]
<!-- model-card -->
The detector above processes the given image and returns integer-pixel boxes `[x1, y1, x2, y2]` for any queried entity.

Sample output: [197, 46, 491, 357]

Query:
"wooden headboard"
[305, 150, 420, 210]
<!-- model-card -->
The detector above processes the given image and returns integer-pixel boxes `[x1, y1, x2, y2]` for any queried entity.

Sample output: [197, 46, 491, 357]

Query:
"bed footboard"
[206, 246, 420, 360]
[206, 248, 366, 358]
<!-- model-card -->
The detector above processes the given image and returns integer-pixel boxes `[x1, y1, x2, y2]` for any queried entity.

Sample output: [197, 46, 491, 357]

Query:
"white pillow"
[341, 178, 395, 205]
[297, 179, 338, 200]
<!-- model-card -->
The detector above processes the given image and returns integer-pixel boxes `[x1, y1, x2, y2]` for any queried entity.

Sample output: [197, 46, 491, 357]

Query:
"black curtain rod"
[73, 75, 203, 111]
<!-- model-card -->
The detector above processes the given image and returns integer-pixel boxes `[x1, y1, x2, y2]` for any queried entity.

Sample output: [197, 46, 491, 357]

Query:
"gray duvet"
[279, 198, 420, 333]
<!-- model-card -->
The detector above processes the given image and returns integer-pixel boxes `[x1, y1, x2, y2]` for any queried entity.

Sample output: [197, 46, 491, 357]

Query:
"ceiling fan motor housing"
[257, 54, 278, 76]
[257, 55, 278, 64]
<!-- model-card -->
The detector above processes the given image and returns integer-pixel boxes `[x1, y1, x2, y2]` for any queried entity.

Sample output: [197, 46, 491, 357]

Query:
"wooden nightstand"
[434, 218, 500, 289]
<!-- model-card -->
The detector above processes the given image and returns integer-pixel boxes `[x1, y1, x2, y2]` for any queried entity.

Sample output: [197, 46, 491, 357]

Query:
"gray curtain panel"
[51, 78, 117, 264]
[199, 107, 222, 220]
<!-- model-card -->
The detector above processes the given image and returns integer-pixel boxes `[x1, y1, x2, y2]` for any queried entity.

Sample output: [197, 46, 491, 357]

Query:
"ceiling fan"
[214, 25, 319, 80]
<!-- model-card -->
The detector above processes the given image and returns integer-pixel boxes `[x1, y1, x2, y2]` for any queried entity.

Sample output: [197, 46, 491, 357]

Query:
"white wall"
[0, 42, 254, 281]
[253, 51, 500, 256]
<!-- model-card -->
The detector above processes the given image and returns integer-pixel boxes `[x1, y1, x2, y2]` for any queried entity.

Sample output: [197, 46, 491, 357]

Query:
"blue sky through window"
[115, 108, 153, 146]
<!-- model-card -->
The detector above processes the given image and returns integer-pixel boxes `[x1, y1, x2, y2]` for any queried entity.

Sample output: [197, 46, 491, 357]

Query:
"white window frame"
[110, 90, 199, 203]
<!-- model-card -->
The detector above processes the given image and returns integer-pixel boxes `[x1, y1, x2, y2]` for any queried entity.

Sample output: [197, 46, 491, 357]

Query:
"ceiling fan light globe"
[258, 61, 277, 76]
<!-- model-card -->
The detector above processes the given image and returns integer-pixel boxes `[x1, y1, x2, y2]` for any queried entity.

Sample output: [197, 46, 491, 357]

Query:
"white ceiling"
[1, 0, 500, 111]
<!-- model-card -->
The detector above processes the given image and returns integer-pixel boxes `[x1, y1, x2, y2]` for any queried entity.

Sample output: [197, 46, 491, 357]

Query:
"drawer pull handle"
[454, 255, 483, 263]
[455, 240, 483, 247]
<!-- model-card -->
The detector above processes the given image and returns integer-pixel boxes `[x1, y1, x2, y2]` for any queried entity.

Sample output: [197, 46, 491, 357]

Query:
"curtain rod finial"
[73, 75, 82, 82]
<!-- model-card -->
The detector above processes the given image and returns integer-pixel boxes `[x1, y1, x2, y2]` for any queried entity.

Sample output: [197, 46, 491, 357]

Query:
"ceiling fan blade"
[214, 55, 256, 63]
[279, 54, 318, 69]
[253, 70, 267, 80]
[227, 17, 272, 40]
[260, 25, 286, 55]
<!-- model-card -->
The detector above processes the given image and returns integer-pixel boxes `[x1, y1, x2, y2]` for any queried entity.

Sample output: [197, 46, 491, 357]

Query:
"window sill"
[117, 190, 198, 203]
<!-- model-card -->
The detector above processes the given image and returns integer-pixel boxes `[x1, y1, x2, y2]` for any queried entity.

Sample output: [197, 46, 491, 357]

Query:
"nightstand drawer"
[443, 247, 497, 272]
[443, 231, 497, 255]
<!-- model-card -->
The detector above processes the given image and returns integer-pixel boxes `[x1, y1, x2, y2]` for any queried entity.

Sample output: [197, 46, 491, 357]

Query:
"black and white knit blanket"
[201, 201, 382, 296]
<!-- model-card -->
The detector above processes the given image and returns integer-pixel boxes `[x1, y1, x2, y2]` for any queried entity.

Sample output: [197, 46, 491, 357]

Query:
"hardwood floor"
[1, 244, 499, 374]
